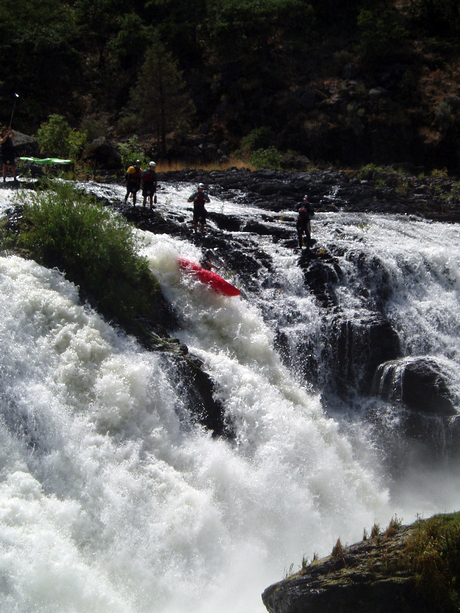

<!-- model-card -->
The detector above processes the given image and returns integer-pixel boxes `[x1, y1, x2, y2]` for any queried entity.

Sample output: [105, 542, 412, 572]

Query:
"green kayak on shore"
[19, 157, 72, 165]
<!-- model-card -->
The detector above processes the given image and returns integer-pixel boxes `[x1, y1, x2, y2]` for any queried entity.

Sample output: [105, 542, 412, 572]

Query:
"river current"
[0, 180, 459, 613]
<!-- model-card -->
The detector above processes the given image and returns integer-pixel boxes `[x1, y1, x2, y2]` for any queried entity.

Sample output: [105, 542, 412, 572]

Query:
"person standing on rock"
[188, 183, 210, 234]
[296, 194, 314, 250]
[0, 126, 17, 183]
[141, 161, 157, 208]
[124, 160, 142, 206]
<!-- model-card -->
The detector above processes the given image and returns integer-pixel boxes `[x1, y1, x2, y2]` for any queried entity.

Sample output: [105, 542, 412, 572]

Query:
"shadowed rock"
[373, 357, 457, 416]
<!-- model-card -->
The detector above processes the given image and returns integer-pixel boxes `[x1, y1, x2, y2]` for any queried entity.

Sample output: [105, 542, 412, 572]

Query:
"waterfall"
[0, 182, 459, 613]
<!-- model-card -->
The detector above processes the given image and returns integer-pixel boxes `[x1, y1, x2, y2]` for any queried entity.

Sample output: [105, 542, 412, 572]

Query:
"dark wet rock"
[373, 357, 457, 416]
[208, 211, 241, 232]
[325, 314, 401, 400]
[155, 167, 460, 222]
[243, 220, 281, 235]
[300, 255, 342, 307]
[170, 354, 232, 438]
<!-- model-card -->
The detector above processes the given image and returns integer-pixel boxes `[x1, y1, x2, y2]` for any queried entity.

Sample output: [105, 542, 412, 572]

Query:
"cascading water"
[0, 181, 459, 613]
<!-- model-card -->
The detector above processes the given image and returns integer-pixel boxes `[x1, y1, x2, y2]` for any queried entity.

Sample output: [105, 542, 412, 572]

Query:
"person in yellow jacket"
[124, 160, 142, 206]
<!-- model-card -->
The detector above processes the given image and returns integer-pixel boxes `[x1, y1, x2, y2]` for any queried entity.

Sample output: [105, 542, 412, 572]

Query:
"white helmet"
[303, 194, 309, 199]
[149, 161, 156, 167]
[198, 183, 205, 189]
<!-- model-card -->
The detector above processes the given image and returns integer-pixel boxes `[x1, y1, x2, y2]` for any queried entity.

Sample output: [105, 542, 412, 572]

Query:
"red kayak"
[178, 258, 241, 297]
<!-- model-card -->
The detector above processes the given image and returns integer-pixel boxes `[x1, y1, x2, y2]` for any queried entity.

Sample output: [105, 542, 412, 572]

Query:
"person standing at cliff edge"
[296, 194, 314, 250]
[0, 126, 17, 184]
[188, 183, 210, 234]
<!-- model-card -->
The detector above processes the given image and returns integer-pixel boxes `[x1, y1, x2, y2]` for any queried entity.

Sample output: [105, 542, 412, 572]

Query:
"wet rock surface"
[154, 167, 460, 222]
[374, 357, 457, 417]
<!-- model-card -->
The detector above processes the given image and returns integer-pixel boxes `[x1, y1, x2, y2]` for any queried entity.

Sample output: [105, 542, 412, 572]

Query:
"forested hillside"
[1, 0, 460, 170]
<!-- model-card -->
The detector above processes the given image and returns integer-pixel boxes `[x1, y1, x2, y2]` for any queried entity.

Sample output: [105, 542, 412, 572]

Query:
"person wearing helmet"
[124, 160, 142, 206]
[187, 183, 210, 234]
[295, 194, 315, 250]
[141, 161, 157, 208]
[200, 249, 219, 271]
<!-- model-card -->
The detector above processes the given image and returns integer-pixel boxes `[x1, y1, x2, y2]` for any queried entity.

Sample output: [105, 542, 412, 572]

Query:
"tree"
[405, 0, 460, 37]
[128, 39, 196, 153]
[35, 114, 87, 160]
[357, 5, 409, 68]
[0, 0, 82, 130]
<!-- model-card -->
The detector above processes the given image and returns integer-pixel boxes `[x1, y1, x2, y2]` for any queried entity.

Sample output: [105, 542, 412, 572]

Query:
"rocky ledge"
[261, 516, 458, 613]
[262, 527, 416, 613]
[154, 166, 460, 223]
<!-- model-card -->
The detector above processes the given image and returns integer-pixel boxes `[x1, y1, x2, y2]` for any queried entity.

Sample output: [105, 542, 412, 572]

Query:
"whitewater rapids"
[0, 181, 459, 613]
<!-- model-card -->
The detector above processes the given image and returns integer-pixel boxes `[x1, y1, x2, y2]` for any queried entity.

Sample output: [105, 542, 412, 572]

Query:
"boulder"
[79, 137, 122, 170]
[373, 357, 457, 416]
[11, 131, 40, 157]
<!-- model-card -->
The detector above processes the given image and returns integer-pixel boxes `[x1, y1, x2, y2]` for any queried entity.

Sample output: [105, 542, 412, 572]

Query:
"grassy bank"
[1, 181, 170, 337]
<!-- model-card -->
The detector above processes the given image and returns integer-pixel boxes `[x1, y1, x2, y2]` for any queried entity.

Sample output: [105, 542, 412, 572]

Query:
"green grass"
[2, 181, 166, 332]
[404, 513, 460, 612]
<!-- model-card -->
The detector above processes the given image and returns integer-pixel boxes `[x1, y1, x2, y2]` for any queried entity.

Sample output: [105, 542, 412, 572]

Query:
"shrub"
[239, 127, 275, 156]
[118, 135, 149, 170]
[12, 182, 164, 329]
[249, 146, 283, 170]
[405, 513, 460, 612]
[35, 114, 88, 161]
[357, 7, 409, 68]
[356, 163, 385, 180]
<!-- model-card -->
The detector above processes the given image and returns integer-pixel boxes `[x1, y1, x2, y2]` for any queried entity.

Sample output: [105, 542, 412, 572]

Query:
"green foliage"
[205, 0, 315, 62]
[127, 38, 196, 152]
[106, 13, 155, 70]
[430, 167, 449, 178]
[370, 523, 380, 539]
[357, 6, 409, 68]
[356, 163, 385, 180]
[145, 0, 207, 69]
[434, 101, 453, 132]
[331, 538, 344, 560]
[384, 514, 403, 538]
[118, 136, 149, 170]
[11, 182, 163, 327]
[239, 127, 275, 155]
[35, 115, 88, 160]
[0, 0, 82, 129]
[249, 146, 283, 170]
[405, 513, 460, 612]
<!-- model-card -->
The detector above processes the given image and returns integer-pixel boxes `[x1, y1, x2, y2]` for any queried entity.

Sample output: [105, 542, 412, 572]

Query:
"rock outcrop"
[262, 525, 424, 613]
[79, 137, 122, 170]
[11, 131, 40, 158]
[373, 357, 457, 417]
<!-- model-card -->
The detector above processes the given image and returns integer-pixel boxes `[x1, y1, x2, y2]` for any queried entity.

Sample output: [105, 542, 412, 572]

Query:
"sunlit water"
[0, 181, 459, 613]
